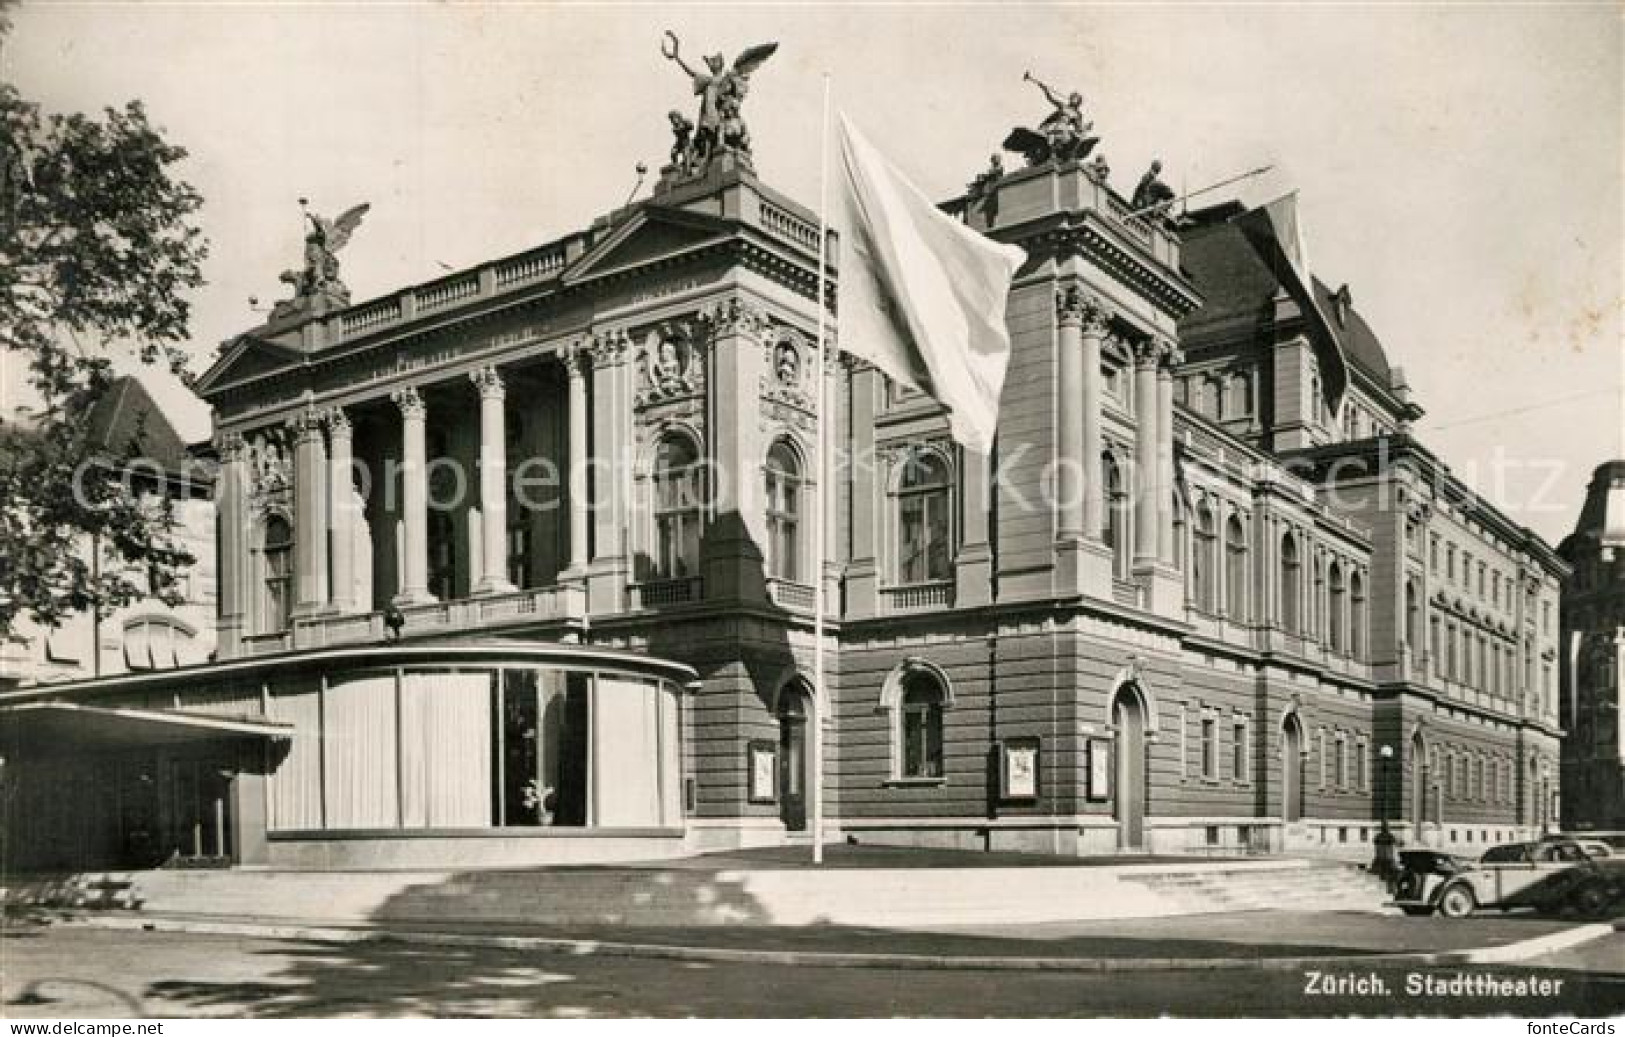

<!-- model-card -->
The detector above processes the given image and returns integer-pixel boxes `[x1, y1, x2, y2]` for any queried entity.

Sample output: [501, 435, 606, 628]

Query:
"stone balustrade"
[237, 586, 576, 657]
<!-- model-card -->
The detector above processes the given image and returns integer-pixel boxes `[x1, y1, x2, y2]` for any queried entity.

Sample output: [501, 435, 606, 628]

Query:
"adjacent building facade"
[0, 375, 217, 689]
[0, 92, 1568, 872]
[1560, 461, 1625, 831]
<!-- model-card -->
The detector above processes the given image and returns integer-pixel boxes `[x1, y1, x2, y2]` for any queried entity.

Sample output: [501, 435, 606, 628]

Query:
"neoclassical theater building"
[1559, 461, 1625, 831]
[1, 90, 1567, 870]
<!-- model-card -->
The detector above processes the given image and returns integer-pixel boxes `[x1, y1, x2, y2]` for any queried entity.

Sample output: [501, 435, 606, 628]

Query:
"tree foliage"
[0, 9, 210, 633]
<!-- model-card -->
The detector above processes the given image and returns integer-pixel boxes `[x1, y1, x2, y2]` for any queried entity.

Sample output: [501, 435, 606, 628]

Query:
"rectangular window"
[1335, 734, 1347, 789]
[1178, 704, 1189, 779]
[1446, 544, 1456, 581]
[1201, 717, 1217, 780]
[1232, 718, 1248, 782]
[1430, 535, 1440, 573]
[1318, 729, 1328, 788]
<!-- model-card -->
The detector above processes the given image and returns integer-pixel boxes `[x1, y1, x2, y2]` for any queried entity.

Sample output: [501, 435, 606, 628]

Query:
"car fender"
[1432, 875, 1480, 907]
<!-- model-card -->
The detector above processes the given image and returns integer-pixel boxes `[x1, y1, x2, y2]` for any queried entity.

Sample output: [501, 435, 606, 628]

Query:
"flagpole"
[1126, 164, 1274, 220]
[811, 73, 831, 866]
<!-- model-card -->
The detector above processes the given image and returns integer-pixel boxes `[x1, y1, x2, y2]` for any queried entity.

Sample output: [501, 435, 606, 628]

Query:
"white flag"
[834, 113, 1026, 454]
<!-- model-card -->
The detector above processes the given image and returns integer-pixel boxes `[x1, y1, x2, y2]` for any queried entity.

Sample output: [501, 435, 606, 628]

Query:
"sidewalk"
[34, 908, 1613, 973]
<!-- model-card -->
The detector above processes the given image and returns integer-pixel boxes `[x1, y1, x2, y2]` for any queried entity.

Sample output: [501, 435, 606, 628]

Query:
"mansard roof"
[1562, 460, 1625, 559]
[1178, 205, 1396, 396]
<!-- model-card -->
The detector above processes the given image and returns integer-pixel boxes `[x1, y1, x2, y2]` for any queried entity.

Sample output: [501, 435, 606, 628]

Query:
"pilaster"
[586, 329, 633, 615]
[701, 296, 770, 605]
[214, 430, 248, 658]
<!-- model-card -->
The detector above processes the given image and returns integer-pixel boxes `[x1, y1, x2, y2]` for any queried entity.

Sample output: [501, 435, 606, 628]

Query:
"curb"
[58, 912, 1618, 974]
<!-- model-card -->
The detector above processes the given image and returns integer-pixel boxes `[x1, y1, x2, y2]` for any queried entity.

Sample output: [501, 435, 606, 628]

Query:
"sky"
[4, 1, 1621, 545]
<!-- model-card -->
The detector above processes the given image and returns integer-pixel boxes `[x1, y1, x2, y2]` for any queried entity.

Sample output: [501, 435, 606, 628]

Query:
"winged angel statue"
[662, 32, 778, 173]
[276, 199, 371, 314]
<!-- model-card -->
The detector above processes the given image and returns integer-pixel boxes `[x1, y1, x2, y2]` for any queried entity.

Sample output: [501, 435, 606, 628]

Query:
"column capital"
[1157, 338, 1185, 371]
[286, 408, 325, 445]
[702, 295, 770, 339]
[392, 385, 426, 420]
[1056, 283, 1110, 335]
[214, 429, 246, 460]
[588, 328, 632, 369]
[470, 365, 505, 400]
[323, 406, 352, 439]
[1132, 338, 1162, 370]
[562, 339, 592, 380]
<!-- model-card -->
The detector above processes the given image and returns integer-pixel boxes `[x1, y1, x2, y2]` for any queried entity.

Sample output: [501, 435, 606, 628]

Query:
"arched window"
[1280, 533, 1301, 634]
[764, 439, 803, 582]
[1192, 503, 1216, 612]
[1327, 562, 1346, 653]
[1171, 492, 1186, 573]
[653, 432, 703, 579]
[1349, 569, 1366, 661]
[262, 515, 294, 633]
[896, 450, 953, 583]
[899, 671, 945, 779]
[1104, 452, 1130, 580]
[123, 616, 195, 671]
[1225, 514, 1247, 621]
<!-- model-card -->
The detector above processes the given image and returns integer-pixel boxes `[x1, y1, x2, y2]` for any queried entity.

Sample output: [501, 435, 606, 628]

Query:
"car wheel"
[1437, 884, 1477, 919]
[1400, 906, 1433, 917]
[1573, 884, 1613, 919]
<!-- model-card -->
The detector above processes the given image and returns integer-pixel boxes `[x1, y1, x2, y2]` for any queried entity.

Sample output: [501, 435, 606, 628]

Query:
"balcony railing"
[882, 581, 954, 611]
[629, 577, 703, 609]
[766, 578, 817, 612]
[242, 586, 573, 657]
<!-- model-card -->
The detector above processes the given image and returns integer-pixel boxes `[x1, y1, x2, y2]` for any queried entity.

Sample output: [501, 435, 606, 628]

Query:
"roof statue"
[273, 199, 370, 320]
[661, 31, 778, 176]
[1003, 71, 1099, 167]
[1130, 160, 1178, 223]
[964, 153, 1005, 225]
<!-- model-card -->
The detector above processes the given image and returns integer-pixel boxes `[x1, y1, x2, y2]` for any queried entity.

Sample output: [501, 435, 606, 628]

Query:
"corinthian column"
[1133, 340, 1160, 567]
[393, 386, 435, 605]
[471, 366, 516, 596]
[289, 409, 329, 615]
[1157, 340, 1182, 565]
[565, 346, 590, 577]
[1055, 286, 1086, 542]
[326, 408, 358, 612]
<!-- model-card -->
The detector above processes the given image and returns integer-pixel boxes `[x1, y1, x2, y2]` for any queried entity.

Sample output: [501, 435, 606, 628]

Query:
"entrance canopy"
[0, 701, 293, 751]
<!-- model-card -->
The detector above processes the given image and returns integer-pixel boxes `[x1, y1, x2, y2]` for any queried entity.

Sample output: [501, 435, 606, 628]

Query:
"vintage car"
[1393, 840, 1597, 918]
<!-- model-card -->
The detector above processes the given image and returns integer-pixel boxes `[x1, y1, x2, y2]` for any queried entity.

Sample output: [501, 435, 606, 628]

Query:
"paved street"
[3, 922, 1623, 1018]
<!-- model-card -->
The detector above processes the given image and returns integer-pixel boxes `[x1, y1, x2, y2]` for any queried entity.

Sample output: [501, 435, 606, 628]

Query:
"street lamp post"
[1371, 743, 1398, 883]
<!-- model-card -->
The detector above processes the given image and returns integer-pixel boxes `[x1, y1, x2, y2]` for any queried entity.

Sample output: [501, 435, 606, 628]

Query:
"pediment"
[194, 334, 304, 397]
[562, 206, 735, 287]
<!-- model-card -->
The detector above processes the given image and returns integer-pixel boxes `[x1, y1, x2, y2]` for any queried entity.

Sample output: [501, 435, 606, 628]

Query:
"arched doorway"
[1112, 685, 1147, 850]
[1411, 731, 1429, 842]
[777, 686, 812, 832]
[1281, 714, 1304, 823]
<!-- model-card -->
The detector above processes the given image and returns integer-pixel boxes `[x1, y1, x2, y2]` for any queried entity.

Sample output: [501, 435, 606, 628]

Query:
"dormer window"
[1331, 284, 1353, 329]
